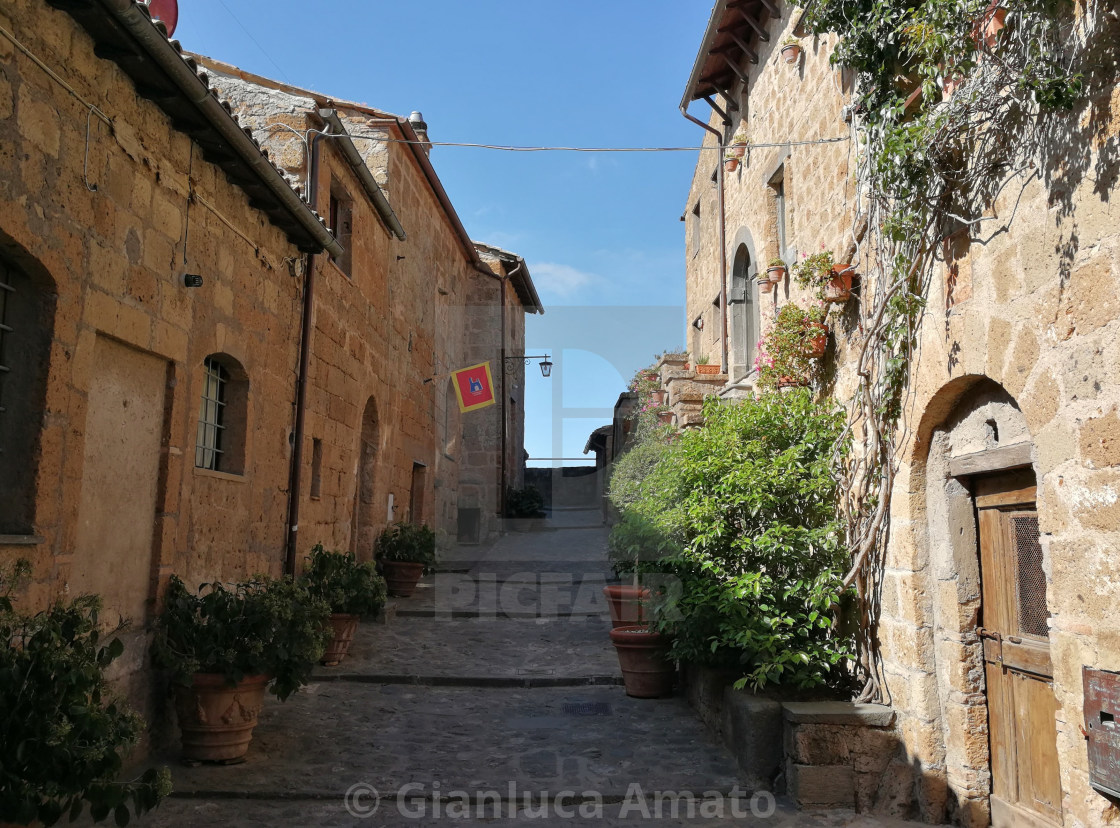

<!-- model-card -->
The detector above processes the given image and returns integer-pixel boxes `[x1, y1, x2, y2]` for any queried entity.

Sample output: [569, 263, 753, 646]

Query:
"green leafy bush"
[301, 544, 388, 617]
[505, 486, 546, 518]
[608, 391, 854, 691]
[151, 575, 330, 702]
[375, 522, 437, 566]
[1, 561, 171, 826]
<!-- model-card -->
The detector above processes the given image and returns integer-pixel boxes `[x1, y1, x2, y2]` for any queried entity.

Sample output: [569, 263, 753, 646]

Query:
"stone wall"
[0, 0, 309, 726]
[681, 1, 1120, 824]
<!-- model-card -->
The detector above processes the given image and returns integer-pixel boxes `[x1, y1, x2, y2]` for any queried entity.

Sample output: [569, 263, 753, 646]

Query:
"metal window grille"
[0, 265, 13, 452]
[1012, 515, 1050, 638]
[195, 357, 228, 470]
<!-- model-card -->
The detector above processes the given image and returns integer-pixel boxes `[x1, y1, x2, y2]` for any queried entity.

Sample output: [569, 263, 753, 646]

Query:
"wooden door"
[976, 470, 1062, 827]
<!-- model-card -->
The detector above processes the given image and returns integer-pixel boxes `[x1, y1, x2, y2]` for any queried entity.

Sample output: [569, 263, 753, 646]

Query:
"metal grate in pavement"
[561, 702, 612, 716]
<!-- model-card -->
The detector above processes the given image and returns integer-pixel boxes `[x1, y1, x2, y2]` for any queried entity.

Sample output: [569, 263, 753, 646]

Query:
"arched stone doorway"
[728, 235, 759, 379]
[915, 377, 1060, 827]
[352, 396, 380, 559]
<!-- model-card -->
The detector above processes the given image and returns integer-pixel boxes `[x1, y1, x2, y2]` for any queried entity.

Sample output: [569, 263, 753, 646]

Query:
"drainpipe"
[498, 261, 523, 523]
[680, 106, 729, 376]
[285, 128, 326, 575]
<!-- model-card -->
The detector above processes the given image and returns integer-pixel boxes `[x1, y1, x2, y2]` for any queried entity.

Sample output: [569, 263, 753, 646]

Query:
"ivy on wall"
[802, 0, 1088, 701]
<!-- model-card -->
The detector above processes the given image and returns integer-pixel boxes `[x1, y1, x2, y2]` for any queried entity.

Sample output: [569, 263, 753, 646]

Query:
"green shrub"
[151, 575, 331, 702]
[301, 544, 387, 617]
[505, 486, 546, 518]
[610, 391, 854, 691]
[375, 522, 437, 566]
[1, 561, 171, 826]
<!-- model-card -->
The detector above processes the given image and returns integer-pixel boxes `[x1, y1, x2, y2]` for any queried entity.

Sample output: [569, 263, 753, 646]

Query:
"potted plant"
[803, 302, 830, 359]
[610, 625, 676, 698]
[656, 406, 675, 426]
[151, 574, 330, 763]
[1, 560, 171, 826]
[301, 544, 387, 667]
[755, 303, 819, 391]
[780, 36, 803, 64]
[376, 522, 437, 597]
[505, 485, 547, 532]
[728, 128, 749, 158]
[695, 355, 721, 375]
[764, 257, 787, 286]
[791, 248, 856, 303]
[723, 151, 740, 173]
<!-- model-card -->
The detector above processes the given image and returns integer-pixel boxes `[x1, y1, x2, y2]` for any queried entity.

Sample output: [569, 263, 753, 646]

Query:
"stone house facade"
[0, 0, 538, 738]
[678, 1, 1120, 826]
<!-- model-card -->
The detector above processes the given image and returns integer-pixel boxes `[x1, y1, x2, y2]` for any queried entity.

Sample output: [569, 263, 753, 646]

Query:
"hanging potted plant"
[803, 302, 830, 359]
[755, 303, 817, 391]
[723, 150, 740, 173]
[300, 544, 387, 667]
[792, 248, 857, 303]
[151, 575, 330, 763]
[376, 522, 437, 597]
[2, 561, 172, 826]
[656, 405, 675, 426]
[765, 257, 787, 286]
[780, 36, 803, 64]
[728, 128, 749, 158]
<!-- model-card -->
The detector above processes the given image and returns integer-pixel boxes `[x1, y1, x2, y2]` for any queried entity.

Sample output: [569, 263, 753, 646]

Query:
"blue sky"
[176, 1, 712, 463]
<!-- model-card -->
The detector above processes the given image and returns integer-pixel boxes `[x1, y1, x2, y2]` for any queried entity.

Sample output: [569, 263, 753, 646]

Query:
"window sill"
[0, 534, 45, 546]
[194, 467, 247, 483]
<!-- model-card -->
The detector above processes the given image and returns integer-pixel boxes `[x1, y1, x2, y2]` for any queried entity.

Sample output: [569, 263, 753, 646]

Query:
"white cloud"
[532, 262, 599, 299]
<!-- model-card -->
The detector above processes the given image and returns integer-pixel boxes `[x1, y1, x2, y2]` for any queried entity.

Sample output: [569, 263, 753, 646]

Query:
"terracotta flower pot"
[766, 265, 787, 284]
[756, 275, 775, 292]
[695, 363, 721, 375]
[321, 613, 360, 666]
[173, 673, 269, 763]
[729, 142, 747, 159]
[650, 389, 668, 406]
[603, 585, 650, 628]
[724, 157, 739, 173]
[610, 625, 675, 698]
[382, 560, 426, 597]
[823, 265, 855, 303]
[777, 375, 809, 388]
[657, 411, 675, 426]
[781, 44, 802, 64]
[804, 322, 829, 359]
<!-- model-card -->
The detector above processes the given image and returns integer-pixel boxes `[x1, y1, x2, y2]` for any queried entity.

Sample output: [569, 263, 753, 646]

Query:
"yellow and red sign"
[452, 361, 496, 413]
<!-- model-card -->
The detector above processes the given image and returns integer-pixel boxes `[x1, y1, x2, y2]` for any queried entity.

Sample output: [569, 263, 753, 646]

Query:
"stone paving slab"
[313, 616, 619, 683]
[440, 525, 610, 565]
[165, 684, 740, 798]
[138, 796, 931, 827]
[392, 573, 614, 618]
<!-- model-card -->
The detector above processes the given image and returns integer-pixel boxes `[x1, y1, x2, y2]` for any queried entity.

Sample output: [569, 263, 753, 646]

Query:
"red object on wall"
[452, 362, 496, 413]
[147, 0, 178, 36]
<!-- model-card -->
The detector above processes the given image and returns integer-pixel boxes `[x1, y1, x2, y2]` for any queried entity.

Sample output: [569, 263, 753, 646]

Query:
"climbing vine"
[803, 0, 1087, 701]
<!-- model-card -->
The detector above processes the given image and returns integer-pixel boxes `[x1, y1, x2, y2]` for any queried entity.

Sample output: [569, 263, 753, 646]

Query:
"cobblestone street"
[143, 511, 929, 827]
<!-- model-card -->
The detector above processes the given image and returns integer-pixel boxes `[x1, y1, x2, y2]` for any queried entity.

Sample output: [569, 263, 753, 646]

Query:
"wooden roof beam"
[735, 7, 770, 41]
[702, 94, 735, 125]
[727, 31, 759, 64]
[758, 0, 781, 18]
[717, 51, 751, 86]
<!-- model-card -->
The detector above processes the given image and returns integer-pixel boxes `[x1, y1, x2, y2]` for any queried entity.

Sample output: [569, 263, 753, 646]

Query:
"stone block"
[787, 763, 856, 808]
[782, 701, 896, 727]
[724, 690, 782, 790]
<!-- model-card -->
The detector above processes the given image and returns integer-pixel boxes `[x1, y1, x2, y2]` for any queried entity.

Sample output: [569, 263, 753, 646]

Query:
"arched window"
[194, 354, 248, 474]
[730, 243, 759, 376]
[0, 252, 55, 534]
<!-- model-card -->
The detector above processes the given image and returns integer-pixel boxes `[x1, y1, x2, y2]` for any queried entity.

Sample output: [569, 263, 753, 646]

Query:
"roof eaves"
[473, 242, 544, 315]
[51, 0, 341, 256]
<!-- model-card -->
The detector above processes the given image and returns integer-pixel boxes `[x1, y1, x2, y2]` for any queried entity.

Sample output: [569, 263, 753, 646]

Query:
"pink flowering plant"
[754, 303, 820, 391]
[791, 248, 836, 298]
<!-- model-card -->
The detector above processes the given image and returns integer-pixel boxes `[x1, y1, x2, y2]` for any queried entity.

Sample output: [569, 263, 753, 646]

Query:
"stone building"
[0, 0, 538, 736]
[677, 1, 1120, 826]
[192, 59, 543, 551]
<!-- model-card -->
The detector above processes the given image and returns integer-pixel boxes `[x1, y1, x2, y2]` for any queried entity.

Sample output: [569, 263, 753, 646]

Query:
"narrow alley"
[137, 502, 926, 827]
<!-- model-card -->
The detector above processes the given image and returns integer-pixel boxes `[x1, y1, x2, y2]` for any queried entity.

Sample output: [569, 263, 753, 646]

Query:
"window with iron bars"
[195, 356, 228, 471]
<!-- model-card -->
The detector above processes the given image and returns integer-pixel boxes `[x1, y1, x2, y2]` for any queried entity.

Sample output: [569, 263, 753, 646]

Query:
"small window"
[329, 181, 353, 277]
[310, 437, 323, 499]
[690, 201, 701, 259]
[769, 167, 789, 262]
[0, 253, 55, 535]
[195, 354, 248, 474]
